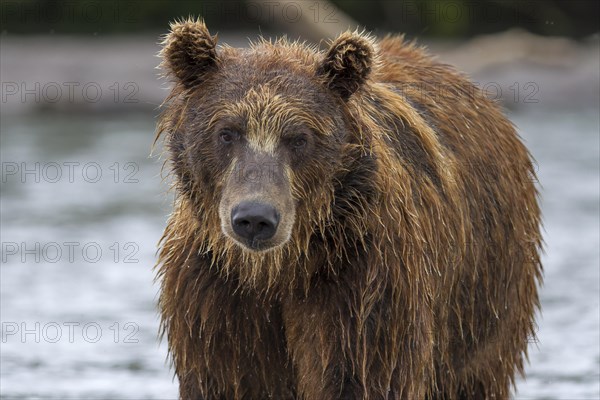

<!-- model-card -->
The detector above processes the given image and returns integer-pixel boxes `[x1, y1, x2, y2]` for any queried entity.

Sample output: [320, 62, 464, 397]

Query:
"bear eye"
[219, 129, 239, 144]
[291, 136, 307, 149]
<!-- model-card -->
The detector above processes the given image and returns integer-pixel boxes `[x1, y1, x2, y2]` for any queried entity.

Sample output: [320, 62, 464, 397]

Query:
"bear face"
[160, 19, 375, 253]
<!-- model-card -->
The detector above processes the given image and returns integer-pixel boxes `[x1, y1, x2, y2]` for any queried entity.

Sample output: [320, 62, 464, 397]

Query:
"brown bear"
[155, 18, 542, 400]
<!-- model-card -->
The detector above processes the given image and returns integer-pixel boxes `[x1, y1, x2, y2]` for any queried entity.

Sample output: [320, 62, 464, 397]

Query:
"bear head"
[159, 19, 376, 257]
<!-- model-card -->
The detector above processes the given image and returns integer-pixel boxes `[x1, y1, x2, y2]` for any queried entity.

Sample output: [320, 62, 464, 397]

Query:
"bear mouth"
[226, 230, 291, 254]
[244, 238, 269, 251]
[236, 237, 279, 253]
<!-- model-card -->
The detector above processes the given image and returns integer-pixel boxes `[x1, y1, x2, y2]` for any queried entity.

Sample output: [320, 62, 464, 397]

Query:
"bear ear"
[160, 18, 218, 89]
[317, 32, 374, 100]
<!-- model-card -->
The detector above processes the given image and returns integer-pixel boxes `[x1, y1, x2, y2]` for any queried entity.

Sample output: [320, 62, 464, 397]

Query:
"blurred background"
[1, 1, 598, 398]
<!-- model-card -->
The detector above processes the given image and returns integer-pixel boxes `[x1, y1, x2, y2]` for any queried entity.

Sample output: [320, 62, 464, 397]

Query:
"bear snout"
[231, 201, 280, 247]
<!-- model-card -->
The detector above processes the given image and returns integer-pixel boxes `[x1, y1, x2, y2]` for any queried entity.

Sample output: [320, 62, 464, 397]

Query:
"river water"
[1, 107, 598, 399]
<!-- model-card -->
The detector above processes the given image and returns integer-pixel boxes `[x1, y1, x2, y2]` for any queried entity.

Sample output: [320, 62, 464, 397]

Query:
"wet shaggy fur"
[155, 18, 542, 400]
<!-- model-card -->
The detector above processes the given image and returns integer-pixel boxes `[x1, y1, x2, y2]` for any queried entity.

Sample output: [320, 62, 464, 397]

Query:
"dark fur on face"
[155, 18, 542, 400]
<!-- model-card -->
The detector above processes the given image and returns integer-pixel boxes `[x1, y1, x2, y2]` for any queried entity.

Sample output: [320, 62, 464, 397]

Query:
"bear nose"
[231, 202, 280, 243]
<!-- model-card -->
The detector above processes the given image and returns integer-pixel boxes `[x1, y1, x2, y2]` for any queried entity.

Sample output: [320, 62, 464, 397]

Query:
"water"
[1, 108, 598, 399]
[1, 113, 177, 399]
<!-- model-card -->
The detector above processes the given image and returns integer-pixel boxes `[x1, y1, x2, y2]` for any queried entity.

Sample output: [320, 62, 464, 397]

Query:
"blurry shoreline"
[1, 29, 598, 116]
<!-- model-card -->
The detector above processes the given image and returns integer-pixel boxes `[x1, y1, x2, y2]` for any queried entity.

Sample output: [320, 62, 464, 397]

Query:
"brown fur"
[155, 18, 542, 400]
